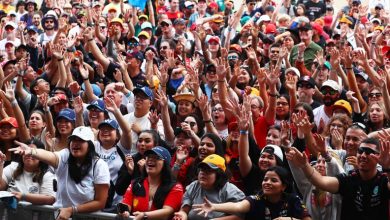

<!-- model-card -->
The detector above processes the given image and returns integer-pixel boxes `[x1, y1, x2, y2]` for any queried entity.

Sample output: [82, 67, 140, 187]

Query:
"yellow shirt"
[0, 5, 15, 14]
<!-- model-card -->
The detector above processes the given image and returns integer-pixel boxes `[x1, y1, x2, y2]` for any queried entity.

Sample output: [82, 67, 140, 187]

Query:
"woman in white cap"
[9, 126, 110, 220]
[173, 154, 245, 220]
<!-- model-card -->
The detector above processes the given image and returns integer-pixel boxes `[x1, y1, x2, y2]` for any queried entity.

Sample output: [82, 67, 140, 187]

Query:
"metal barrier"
[8, 201, 134, 220]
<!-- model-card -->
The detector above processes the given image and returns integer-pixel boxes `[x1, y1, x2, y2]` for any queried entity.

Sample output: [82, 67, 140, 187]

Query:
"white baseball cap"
[261, 144, 284, 162]
[68, 126, 95, 142]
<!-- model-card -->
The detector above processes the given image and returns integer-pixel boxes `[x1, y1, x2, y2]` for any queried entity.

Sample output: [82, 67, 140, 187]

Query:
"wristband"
[21, 193, 26, 201]
[83, 78, 89, 81]
[203, 120, 212, 123]
[88, 38, 94, 42]
[57, 58, 64, 61]
[11, 100, 18, 106]
[240, 130, 248, 135]
[217, 80, 225, 82]
[345, 67, 353, 70]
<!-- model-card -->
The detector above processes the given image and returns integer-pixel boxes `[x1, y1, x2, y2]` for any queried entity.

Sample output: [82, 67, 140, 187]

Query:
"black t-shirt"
[336, 170, 389, 220]
[245, 193, 310, 220]
[304, 1, 326, 21]
[243, 165, 264, 196]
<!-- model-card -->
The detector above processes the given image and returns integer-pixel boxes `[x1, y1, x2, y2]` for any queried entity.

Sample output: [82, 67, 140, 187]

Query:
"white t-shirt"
[313, 105, 331, 129]
[93, 141, 124, 184]
[53, 149, 110, 208]
[2, 162, 56, 197]
[124, 112, 165, 154]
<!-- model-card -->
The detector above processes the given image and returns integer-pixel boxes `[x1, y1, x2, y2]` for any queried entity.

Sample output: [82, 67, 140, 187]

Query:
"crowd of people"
[0, 0, 389, 219]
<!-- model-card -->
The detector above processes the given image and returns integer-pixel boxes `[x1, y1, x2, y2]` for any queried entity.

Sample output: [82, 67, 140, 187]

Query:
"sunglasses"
[297, 83, 313, 89]
[321, 89, 337, 95]
[358, 147, 379, 155]
[228, 55, 238, 60]
[45, 20, 54, 24]
[160, 46, 168, 50]
[161, 23, 170, 27]
[184, 121, 196, 127]
[369, 92, 382, 98]
[128, 42, 139, 47]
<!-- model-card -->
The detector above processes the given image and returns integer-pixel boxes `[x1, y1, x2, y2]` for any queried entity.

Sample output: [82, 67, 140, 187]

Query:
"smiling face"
[276, 97, 289, 118]
[98, 125, 117, 146]
[57, 118, 74, 135]
[88, 108, 105, 128]
[262, 171, 286, 197]
[0, 124, 17, 141]
[177, 100, 194, 116]
[198, 137, 216, 160]
[145, 154, 164, 176]
[258, 152, 277, 171]
[357, 143, 379, 172]
[69, 137, 90, 159]
[344, 127, 366, 156]
[315, 156, 326, 176]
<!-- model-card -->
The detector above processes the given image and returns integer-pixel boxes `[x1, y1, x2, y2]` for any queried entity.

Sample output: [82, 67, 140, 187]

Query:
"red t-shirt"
[254, 116, 274, 149]
[165, 11, 184, 20]
[122, 179, 183, 213]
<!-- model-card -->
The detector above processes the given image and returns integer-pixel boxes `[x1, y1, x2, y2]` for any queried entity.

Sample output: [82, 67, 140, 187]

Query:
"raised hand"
[113, 68, 123, 82]
[148, 110, 160, 126]
[315, 50, 325, 66]
[374, 141, 390, 169]
[124, 155, 135, 175]
[313, 133, 326, 154]
[193, 197, 215, 218]
[330, 129, 343, 149]
[4, 81, 15, 102]
[10, 140, 34, 156]
[155, 89, 168, 108]
[79, 65, 89, 80]
[156, 62, 169, 86]
[285, 147, 308, 168]
[73, 96, 84, 115]
[104, 97, 118, 113]
[197, 95, 210, 116]
[176, 145, 189, 162]
[284, 75, 297, 91]
[346, 156, 358, 169]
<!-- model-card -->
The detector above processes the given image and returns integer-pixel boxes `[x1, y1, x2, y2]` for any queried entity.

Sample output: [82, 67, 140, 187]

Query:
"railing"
[0, 201, 134, 220]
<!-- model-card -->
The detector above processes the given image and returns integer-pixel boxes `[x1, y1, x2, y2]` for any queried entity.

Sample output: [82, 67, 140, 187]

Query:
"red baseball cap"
[0, 117, 18, 128]
[265, 23, 277, 34]
[208, 36, 220, 44]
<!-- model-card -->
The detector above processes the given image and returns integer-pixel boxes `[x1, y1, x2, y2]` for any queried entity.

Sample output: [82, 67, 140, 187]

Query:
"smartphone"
[117, 203, 130, 213]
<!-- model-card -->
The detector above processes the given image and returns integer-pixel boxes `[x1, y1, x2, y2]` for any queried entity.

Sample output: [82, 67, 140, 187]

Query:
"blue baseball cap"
[26, 25, 38, 33]
[98, 119, 119, 130]
[133, 86, 153, 100]
[81, 83, 102, 97]
[57, 108, 76, 122]
[145, 146, 171, 165]
[87, 99, 106, 112]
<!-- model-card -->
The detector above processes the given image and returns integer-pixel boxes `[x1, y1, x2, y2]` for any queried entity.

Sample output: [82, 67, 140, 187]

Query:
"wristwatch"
[143, 213, 148, 219]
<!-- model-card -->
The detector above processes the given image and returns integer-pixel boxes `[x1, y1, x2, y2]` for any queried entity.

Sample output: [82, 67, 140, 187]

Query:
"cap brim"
[144, 149, 163, 159]
[198, 162, 219, 170]
[98, 122, 117, 129]
[68, 134, 90, 142]
[0, 121, 17, 128]
[133, 88, 151, 99]
[87, 104, 105, 112]
[57, 115, 75, 121]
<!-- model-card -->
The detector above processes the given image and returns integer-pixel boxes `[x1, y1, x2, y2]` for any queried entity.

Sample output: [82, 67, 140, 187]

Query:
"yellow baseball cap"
[333, 99, 352, 115]
[199, 154, 226, 172]
[138, 31, 150, 39]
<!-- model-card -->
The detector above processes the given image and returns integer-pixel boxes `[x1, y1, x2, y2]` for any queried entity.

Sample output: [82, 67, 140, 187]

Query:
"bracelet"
[83, 78, 89, 81]
[21, 193, 26, 201]
[240, 130, 248, 135]
[203, 120, 212, 123]
[345, 67, 353, 70]
[57, 58, 64, 61]
[11, 100, 18, 106]
[88, 38, 94, 42]
[217, 80, 225, 82]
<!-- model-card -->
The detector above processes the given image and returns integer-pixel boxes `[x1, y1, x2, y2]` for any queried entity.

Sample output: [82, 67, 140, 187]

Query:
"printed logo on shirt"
[99, 151, 117, 162]
[29, 186, 39, 194]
